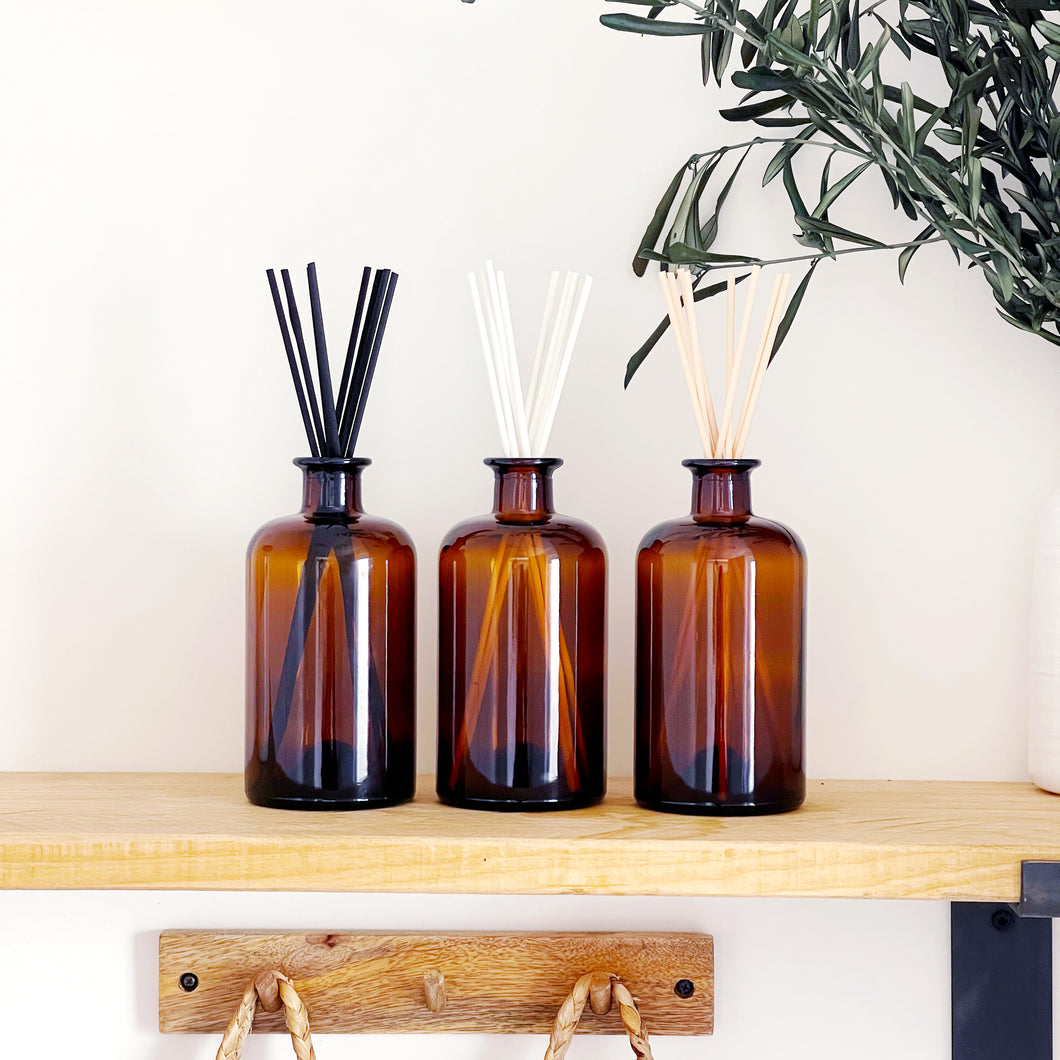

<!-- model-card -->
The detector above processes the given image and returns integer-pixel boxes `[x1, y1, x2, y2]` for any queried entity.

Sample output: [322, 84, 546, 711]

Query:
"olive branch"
[602, 0, 1060, 381]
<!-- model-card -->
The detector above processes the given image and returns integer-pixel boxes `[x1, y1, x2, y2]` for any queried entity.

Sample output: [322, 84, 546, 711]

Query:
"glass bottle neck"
[489, 459, 561, 524]
[296, 458, 368, 518]
[686, 460, 758, 524]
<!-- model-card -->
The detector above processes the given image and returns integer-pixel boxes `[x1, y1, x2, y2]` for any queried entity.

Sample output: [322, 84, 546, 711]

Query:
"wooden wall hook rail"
[159, 931, 714, 1036]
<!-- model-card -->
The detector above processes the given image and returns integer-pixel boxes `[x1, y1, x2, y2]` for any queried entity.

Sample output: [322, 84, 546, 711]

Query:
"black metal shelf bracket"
[1012, 861, 1060, 919]
[951, 863, 1058, 1060]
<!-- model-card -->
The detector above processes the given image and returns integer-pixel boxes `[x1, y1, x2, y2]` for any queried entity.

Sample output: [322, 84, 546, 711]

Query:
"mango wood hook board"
[159, 931, 714, 1035]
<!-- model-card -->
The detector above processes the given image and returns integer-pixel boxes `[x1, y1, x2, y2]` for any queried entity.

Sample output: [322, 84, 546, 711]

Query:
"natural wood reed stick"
[651, 265, 796, 802]
[715, 559, 734, 798]
[720, 549, 785, 766]
[734, 273, 791, 458]
[679, 269, 719, 450]
[700, 561, 718, 789]
[732, 274, 783, 453]
[723, 273, 736, 456]
[666, 551, 706, 697]
[663, 264, 790, 461]
[716, 265, 761, 457]
[659, 272, 713, 457]
[664, 538, 786, 799]
[725, 273, 736, 384]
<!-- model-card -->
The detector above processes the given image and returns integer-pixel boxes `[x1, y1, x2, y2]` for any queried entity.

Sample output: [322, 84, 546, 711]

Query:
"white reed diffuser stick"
[485, 262, 530, 455]
[530, 271, 577, 448]
[535, 276, 593, 454]
[468, 275, 513, 456]
[461, 261, 595, 790]
[469, 263, 593, 457]
[525, 270, 560, 419]
[480, 270, 519, 456]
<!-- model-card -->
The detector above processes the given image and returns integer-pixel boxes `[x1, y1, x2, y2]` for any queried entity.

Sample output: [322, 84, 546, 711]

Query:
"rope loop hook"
[215, 969, 315, 1060]
[543, 970, 653, 1060]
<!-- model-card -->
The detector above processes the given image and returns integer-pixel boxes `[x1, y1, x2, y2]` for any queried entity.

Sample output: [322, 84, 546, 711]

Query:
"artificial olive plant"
[602, 0, 1060, 380]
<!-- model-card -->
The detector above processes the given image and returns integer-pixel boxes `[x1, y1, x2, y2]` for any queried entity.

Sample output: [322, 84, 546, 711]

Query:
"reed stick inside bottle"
[264, 260, 400, 750]
[457, 261, 594, 790]
[656, 266, 795, 795]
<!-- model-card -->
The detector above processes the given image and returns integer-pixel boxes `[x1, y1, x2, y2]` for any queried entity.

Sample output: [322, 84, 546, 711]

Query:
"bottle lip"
[682, 458, 760, 472]
[484, 457, 563, 471]
[294, 456, 372, 471]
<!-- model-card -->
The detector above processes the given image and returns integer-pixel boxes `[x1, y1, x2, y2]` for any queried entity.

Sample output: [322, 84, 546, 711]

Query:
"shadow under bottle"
[636, 459, 805, 815]
[245, 457, 415, 809]
[438, 458, 606, 811]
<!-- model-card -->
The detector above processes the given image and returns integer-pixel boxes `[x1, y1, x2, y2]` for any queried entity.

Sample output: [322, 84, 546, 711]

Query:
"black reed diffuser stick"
[336, 266, 372, 425]
[280, 269, 327, 455]
[266, 270, 320, 458]
[307, 262, 343, 458]
[347, 273, 398, 456]
[339, 268, 392, 452]
[265, 260, 400, 758]
[269, 262, 398, 458]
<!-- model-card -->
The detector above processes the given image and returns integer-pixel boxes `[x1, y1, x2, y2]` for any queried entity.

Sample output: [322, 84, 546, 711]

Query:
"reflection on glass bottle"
[438, 458, 606, 810]
[246, 457, 415, 809]
[636, 459, 805, 815]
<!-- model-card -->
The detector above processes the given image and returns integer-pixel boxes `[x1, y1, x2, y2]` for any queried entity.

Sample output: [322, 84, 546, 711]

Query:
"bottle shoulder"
[752, 516, 804, 554]
[248, 512, 415, 557]
[638, 514, 804, 557]
[441, 514, 606, 556]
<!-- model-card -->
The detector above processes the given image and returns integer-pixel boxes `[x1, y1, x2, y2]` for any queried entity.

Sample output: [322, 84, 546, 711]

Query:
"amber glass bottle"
[438, 458, 606, 810]
[246, 457, 415, 809]
[636, 459, 805, 815]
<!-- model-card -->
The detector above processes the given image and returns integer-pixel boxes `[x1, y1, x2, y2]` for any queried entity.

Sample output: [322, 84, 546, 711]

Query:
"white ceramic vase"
[1029, 483, 1060, 793]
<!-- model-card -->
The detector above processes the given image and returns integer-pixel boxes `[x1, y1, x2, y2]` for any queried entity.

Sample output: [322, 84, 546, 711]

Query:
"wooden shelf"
[1, 773, 1058, 898]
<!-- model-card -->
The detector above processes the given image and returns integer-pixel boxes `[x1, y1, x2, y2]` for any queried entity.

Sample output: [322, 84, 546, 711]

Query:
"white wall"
[1, 1, 1059, 1056]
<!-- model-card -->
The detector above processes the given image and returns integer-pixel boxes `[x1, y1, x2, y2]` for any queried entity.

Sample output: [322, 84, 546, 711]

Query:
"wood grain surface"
[2, 773, 1059, 898]
[158, 931, 714, 1035]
